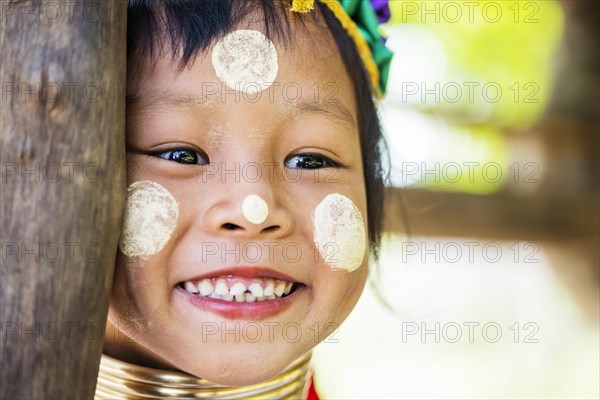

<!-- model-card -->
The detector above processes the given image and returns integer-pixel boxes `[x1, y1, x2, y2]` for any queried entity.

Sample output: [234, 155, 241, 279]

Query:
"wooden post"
[0, 1, 126, 398]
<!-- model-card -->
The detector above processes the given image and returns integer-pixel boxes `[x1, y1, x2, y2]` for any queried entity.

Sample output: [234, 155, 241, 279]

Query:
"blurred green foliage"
[384, 0, 564, 193]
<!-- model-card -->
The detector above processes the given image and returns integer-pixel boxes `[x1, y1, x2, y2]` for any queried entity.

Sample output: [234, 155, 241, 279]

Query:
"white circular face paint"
[242, 194, 269, 225]
[211, 29, 278, 94]
[313, 193, 367, 272]
[119, 181, 179, 258]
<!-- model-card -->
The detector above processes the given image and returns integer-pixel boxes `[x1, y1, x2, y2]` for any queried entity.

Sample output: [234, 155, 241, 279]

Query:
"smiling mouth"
[178, 276, 299, 303]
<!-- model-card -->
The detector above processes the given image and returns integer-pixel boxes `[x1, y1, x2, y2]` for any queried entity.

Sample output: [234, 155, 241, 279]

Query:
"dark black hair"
[127, 0, 386, 258]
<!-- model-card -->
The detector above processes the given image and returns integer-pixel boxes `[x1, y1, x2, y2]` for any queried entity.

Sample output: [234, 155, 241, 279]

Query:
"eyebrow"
[127, 90, 218, 112]
[128, 90, 357, 133]
[292, 101, 357, 133]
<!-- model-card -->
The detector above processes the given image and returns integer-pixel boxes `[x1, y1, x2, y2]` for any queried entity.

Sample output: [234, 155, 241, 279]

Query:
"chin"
[173, 346, 305, 386]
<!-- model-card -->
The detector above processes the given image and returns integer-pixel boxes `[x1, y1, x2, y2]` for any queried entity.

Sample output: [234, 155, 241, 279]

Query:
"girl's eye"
[156, 149, 208, 165]
[284, 154, 337, 169]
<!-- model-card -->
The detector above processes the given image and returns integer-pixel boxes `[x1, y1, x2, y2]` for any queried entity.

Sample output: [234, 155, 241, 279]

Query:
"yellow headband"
[290, 0, 382, 98]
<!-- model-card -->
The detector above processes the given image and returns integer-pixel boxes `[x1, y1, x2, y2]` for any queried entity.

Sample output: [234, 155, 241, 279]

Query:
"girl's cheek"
[119, 180, 179, 258]
[313, 193, 367, 272]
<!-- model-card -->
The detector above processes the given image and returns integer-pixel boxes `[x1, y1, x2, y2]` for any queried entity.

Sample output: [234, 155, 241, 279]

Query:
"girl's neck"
[95, 351, 313, 399]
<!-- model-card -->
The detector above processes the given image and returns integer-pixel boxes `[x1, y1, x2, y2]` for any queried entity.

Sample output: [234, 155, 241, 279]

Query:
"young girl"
[96, 0, 393, 398]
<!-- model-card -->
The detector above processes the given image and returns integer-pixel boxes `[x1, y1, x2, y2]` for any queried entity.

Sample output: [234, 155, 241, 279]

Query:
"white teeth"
[230, 282, 246, 296]
[274, 280, 285, 297]
[283, 281, 293, 295]
[248, 282, 264, 297]
[263, 280, 275, 296]
[183, 277, 298, 301]
[184, 281, 198, 293]
[198, 280, 214, 296]
[215, 280, 229, 295]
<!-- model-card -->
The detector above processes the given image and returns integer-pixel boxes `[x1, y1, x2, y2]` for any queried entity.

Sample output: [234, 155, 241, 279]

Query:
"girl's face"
[105, 18, 369, 386]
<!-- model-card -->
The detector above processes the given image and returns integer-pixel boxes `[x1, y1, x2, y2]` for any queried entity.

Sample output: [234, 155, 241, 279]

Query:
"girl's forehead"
[148, 25, 339, 79]
[130, 20, 356, 122]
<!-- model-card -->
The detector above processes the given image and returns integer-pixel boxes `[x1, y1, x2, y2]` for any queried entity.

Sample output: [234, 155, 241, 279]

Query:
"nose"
[202, 185, 294, 239]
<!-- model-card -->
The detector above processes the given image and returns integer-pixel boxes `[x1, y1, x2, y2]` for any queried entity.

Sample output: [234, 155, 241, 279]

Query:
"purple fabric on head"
[370, 0, 391, 24]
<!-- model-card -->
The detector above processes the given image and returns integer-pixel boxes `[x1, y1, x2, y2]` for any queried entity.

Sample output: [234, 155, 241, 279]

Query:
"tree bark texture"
[0, 1, 126, 398]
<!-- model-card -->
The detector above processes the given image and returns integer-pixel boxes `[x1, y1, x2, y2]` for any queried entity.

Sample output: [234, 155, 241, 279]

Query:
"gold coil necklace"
[95, 352, 313, 399]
